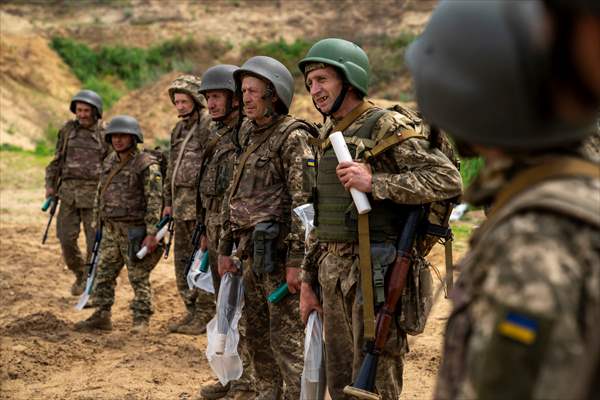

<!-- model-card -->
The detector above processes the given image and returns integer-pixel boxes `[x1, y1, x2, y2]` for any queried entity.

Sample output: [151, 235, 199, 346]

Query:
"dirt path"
[0, 180, 476, 399]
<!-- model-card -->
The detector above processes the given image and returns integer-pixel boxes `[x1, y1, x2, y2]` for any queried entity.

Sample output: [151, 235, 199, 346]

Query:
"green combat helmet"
[298, 38, 370, 114]
[70, 89, 103, 118]
[168, 74, 207, 109]
[233, 56, 294, 114]
[105, 115, 143, 143]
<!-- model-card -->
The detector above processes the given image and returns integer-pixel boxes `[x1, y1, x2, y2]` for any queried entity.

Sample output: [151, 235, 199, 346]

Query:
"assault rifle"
[343, 207, 422, 400]
[75, 225, 103, 310]
[163, 217, 175, 259]
[184, 222, 206, 279]
[41, 196, 59, 244]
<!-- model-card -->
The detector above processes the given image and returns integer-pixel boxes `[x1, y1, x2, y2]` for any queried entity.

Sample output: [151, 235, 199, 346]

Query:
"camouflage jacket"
[96, 148, 163, 236]
[218, 115, 316, 265]
[164, 109, 212, 221]
[300, 102, 463, 284]
[196, 115, 240, 226]
[45, 119, 108, 208]
[436, 153, 600, 400]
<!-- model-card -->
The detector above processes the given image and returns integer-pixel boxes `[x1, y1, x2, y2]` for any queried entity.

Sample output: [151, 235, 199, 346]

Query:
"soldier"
[163, 75, 214, 335]
[74, 115, 163, 334]
[45, 90, 108, 296]
[406, 1, 600, 399]
[194, 64, 255, 400]
[297, 38, 462, 399]
[217, 56, 315, 399]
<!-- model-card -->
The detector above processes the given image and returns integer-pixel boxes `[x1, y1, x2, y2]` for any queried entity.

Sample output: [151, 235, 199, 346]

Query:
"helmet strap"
[315, 82, 349, 117]
[212, 91, 236, 122]
[261, 86, 275, 119]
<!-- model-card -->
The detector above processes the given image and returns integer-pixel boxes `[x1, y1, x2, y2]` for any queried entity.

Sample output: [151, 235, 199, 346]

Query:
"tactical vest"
[100, 151, 157, 222]
[172, 111, 211, 188]
[62, 121, 104, 181]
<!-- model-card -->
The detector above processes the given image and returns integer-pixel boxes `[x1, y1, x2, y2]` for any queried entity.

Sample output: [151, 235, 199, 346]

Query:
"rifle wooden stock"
[344, 207, 422, 399]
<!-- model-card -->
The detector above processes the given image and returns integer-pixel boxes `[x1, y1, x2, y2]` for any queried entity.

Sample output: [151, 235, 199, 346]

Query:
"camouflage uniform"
[45, 119, 107, 285]
[218, 116, 315, 398]
[92, 148, 163, 322]
[301, 103, 463, 399]
[435, 152, 600, 400]
[164, 109, 215, 322]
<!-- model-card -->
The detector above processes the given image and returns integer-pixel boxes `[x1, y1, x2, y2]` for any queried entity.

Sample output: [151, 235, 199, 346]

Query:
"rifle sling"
[171, 121, 199, 214]
[358, 213, 376, 340]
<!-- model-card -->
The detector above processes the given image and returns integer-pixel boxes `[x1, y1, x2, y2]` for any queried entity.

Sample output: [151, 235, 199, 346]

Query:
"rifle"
[41, 196, 59, 244]
[343, 207, 422, 400]
[75, 225, 103, 310]
[163, 217, 175, 259]
[184, 222, 206, 279]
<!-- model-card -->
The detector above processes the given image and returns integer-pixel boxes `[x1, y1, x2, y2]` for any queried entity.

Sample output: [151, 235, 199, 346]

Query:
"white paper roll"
[214, 333, 227, 355]
[329, 131, 372, 214]
[136, 223, 170, 259]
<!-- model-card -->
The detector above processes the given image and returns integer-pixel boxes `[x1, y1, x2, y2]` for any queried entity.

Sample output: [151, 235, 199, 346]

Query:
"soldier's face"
[205, 90, 229, 120]
[241, 76, 275, 125]
[174, 92, 195, 117]
[306, 66, 343, 114]
[75, 102, 94, 128]
[110, 133, 134, 154]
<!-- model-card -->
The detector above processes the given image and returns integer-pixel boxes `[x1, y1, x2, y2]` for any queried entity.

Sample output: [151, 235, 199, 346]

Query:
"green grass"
[241, 38, 312, 78]
[460, 157, 484, 188]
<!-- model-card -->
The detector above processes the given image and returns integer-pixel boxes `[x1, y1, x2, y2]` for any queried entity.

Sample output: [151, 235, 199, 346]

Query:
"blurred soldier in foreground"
[74, 115, 163, 334]
[194, 65, 255, 399]
[163, 75, 214, 335]
[45, 90, 108, 296]
[217, 56, 315, 399]
[297, 38, 462, 399]
[406, 1, 600, 398]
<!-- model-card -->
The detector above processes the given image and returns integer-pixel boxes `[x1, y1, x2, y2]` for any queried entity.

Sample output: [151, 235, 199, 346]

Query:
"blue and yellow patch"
[497, 312, 538, 345]
[306, 159, 316, 167]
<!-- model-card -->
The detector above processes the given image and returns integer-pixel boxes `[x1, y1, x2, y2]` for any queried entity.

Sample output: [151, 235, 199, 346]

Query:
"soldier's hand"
[200, 234, 208, 252]
[218, 255, 237, 277]
[300, 282, 322, 325]
[141, 235, 159, 254]
[286, 267, 301, 294]
[45, 187, 55, 198]
[336, 161, 372, 192]
[162, 206, 173, 218]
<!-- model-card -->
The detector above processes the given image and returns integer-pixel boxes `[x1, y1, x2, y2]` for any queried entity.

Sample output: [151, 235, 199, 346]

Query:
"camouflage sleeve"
[300, 229, 321, 284]
[281, 128, 316, 265]
[453, 211, 600, 399]
[163, 126, 176, 208]
[369, 113, 462, 203]
[217, 177, 234, 256]
[142, 163, 163, 236]
[45, 123, 68, 189]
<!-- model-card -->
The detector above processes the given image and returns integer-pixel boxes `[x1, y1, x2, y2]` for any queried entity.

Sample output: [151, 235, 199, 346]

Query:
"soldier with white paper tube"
[297, 38, 462, 399]
[74, 115, 163, 334]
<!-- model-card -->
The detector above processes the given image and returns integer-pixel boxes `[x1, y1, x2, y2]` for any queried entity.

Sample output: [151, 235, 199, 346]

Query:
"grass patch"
[241, 38, 312, 78]
[460, 157, 484, 188]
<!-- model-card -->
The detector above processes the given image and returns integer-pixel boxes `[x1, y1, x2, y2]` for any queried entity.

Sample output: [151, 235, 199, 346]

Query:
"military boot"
[223, 382, 256, 400]
[196, 381, 230, 400]
[131, 317, 149, 334]
[70, 272, 86, 296]
[168, 312, 194, 333]
[174, 312, 207, 335]
[74, 310, 112, 331]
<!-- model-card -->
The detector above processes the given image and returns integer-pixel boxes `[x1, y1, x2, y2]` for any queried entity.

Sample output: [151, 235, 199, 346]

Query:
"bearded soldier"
[297, 39, 462, 399]
[217, 56, 316, 399]
[74, 115, 163, 334]
[45, 90, 108, 296]
[406, 1, 600, 399]
[162, 75, 214, 335]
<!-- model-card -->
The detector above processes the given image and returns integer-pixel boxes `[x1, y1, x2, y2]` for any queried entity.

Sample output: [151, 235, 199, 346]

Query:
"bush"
[460, 157, 484, 187]
[241, 38, 312, 78]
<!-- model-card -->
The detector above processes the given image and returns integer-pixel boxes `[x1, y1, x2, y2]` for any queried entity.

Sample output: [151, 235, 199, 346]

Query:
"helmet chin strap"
[212, 92, 237, 122]
[261, 86, 276, 119]
[314, 83, 349, 118]
[178, 103, 197, 119]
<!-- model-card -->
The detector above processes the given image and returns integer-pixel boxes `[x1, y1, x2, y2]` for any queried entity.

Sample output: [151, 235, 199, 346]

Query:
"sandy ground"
[0, 160, 479, 400]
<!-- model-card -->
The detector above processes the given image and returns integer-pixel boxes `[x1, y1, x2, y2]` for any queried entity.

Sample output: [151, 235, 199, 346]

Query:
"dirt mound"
[0, 11, 79, 150]
[3, 311, 70, 337]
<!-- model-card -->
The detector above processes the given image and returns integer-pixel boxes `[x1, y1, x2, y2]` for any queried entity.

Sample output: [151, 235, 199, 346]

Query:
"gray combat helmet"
[406, 0, 596, 150]
[234, 56, 294, 114]
[199, 64, 239, 94]
[70, 90, 103, 118]
[105, 115, 143, 143]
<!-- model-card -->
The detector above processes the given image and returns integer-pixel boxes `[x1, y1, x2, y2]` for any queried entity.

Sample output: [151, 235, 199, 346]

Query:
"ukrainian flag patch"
[306, 158, 316, 167]
[498, 312, 538, 345]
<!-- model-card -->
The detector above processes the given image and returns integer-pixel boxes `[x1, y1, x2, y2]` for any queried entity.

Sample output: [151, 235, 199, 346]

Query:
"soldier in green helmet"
[45, 90, 109, 296]
[298, 38, 462, 399]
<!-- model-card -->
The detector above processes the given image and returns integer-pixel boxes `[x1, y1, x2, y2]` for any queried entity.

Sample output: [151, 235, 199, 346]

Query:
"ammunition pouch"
[127, 225, 147, 262]
[396, 257, 433, 335]
[370, 243, 396, 305]
[252, 221, 280, 274]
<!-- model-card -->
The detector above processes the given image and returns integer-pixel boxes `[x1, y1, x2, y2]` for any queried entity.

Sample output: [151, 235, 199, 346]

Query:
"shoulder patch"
[498, 311, 539, 345]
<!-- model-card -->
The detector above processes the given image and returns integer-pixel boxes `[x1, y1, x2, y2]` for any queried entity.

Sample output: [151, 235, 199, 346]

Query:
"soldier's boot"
[70, 272, 86, 296]
[174, 312, 207, 335]
[223, 382, 256, 400]
[168, 312, 194, 333]
[131, 317, 149, 334]
[196, 381, 231, 400]
[74, 310, 112, 331]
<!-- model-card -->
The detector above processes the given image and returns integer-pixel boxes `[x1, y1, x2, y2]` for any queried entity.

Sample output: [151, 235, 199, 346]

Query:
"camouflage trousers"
[318, 248, 407, 399]
[241, 255, 304, 399]
[56, 200, 95, 277]
[94, 221, 162, 320]
[174, 219, 215, 320]
[205, 209, 223, 298]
